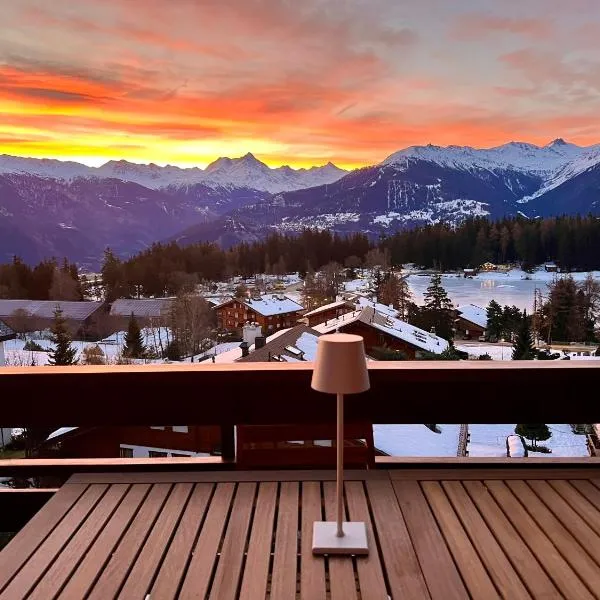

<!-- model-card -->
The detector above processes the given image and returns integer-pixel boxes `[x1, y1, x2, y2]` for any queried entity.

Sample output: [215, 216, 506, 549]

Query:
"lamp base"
[312, 521, 369, 555]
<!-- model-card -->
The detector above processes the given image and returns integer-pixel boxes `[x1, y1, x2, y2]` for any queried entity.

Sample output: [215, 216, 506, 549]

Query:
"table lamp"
[311, 333, 370, 555]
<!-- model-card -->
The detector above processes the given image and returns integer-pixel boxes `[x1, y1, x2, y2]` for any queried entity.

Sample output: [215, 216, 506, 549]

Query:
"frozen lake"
[407, 269, 600, 311]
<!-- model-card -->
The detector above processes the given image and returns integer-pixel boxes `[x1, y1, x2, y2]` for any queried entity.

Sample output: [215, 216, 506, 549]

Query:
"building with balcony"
[215, 294, 304, 334]
[456, 304, 488, 340]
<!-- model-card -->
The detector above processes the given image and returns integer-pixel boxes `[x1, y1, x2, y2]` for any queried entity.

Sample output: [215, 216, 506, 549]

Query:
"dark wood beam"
[0, 362, 598, 426]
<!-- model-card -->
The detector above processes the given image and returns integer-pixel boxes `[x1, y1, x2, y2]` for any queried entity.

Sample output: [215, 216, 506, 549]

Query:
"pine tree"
[423, 273, 454, 340]
[515, 424, 551, 449]
[486, 300, 503, 341]
[123, 313, 146, 358]
[512, 310, 535, 360]
[48, 308, 78, 366]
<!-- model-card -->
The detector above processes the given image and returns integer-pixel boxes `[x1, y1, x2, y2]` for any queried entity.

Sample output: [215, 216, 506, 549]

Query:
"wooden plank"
[528, 480, 600, 564]
[323, 482, 358, 600]
[441, 481, 530, 599]
[345, 481, 388, 600]
[117, 483, 194, 599]
[178, 483, 235, 600]
[366, 479, 430, 599]
[388, 467, 600, 481]
[149, 484, 214, 600]
[548, 480, 600, 536]
[69, 469, 388, 484]
[300, 482, 326, 600]
[392, 480, 467, 600]
[27, 484, 130, 600]
[270, 482, 299, 600]
[421, 482, 499, 599]
[238, 482, 277, 600]
[570, 479, 600, 511]
[208, 482, 257, 600]
[0, 483, 87, 591]
[86, 483, 172, 600]
[506, 480, 600, 593]
[463, 481, 559, 598]
[57, 484, 151, 600]
[485, 480, 595, 600]
[0, 484, 107, 599]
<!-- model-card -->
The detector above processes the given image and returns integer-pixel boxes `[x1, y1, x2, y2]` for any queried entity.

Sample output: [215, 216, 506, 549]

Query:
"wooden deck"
[1, 467, 599, 599]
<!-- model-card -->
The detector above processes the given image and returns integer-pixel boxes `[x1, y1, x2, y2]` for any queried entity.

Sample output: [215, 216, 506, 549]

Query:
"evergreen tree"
[515, 424, 551, 449]
[512, 310, 535, 360]
[486, 300, 503, 341]
[48, 308, 78, 366]
[422, 273, 454, 340]
[123, 313, 146, 359]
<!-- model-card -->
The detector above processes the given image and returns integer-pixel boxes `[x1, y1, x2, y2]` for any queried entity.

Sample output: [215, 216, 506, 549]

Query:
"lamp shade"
[311, 333, 370, 395]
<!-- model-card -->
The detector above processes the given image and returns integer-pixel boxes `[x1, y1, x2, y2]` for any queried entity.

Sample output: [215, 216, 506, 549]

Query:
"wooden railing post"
[220, 424, 235, 462]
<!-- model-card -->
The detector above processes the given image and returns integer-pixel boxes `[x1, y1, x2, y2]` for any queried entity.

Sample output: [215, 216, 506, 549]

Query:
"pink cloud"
[452, 14, 553, 41]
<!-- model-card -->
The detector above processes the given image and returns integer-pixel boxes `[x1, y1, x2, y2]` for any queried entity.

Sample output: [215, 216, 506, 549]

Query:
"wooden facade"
[455, 316, 486, 340]
[304, 301, 355, 327]
[40, 425, 222, 459]
[215, 299, 302, 334]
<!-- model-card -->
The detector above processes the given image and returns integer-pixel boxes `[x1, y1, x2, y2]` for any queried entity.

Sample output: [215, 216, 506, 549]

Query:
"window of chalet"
[148, 450, 168, 458]
[172, 426, 188, 433]
[119, 447, 133, 458]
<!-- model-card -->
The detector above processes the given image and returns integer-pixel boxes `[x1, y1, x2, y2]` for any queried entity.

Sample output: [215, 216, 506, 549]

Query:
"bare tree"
[169, 293, 215, 359]
[49, 269, 79, 300]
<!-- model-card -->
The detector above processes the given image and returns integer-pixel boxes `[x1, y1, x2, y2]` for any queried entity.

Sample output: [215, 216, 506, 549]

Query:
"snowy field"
[468, 424, 589, 457]
[407, 269, 600, 311]
[374, 423, 590, 457]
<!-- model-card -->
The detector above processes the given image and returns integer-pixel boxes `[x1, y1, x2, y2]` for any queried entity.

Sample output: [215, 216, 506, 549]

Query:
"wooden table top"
[1, 467, 599, 599]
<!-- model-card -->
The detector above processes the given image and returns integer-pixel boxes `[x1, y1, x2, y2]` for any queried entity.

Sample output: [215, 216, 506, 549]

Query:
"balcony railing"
[1, 362, 599, 531]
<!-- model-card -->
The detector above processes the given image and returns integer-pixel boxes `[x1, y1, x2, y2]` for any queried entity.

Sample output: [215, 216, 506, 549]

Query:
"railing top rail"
[1, 361, 598, 426]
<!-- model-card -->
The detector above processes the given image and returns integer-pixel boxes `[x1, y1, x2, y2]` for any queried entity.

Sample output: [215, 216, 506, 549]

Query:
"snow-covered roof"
[355, 297, 400, 319]
[237, 325, 321, 362]
[315, 306, 449, 354]
[0, 300, 104, 321]
[0, 320, 16, 341]
[457, 304, 488, 329]
[46, 427, 79, 441]
[110, 298, 173, 318]
[303, 300, 352, 318]
[242, 295, 304, 317]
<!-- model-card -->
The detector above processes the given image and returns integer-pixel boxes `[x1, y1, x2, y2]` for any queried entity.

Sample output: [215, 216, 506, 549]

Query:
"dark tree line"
[3, 216, 600, 302]
[382, 215, 600, 271]
[0, 257, 82, 300]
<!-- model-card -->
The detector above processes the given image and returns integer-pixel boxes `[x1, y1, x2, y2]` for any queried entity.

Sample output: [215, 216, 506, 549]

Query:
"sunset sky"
[2, 0, 600, 169]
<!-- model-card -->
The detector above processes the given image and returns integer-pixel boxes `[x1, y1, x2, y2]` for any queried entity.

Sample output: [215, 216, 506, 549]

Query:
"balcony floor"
[0, 467, 599, 599]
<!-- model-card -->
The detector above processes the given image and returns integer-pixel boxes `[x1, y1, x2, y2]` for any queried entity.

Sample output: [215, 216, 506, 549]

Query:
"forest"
[1, 215, 599, 301]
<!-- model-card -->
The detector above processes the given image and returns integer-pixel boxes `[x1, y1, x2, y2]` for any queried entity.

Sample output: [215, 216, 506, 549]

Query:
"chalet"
[302, 300, 355, 327]
[40, 425, 222, 459]
[456, 304, 488, 340]
[314, 305, 449, 359]
[215, 294, 304, 334]
[0, 300, 106, 340]
[109, 298, 174, 330]
[480, 262, 497, 272]
[544, 262, 558, 273]
[0, 320, 16, 367]
[237, 325, 321, 363]
[463, 268, 477, 278]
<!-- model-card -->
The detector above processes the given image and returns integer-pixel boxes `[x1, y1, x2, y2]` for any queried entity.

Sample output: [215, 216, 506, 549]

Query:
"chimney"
[239, 341, 250, 358]
[255, 336, 266, 349]
[242, 322, 262, 346]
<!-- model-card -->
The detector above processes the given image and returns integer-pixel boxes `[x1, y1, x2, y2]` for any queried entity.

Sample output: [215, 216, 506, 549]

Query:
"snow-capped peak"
[0, 153, 348, 193]
[381, 140, 590, 177]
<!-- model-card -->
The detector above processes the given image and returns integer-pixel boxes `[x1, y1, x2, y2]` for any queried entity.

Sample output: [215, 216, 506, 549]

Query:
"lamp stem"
[336, 392, 344, 537]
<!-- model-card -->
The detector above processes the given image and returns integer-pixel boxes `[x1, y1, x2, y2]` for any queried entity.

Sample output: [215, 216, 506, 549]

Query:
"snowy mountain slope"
[383, 139, 587, 176]
[0, 153, 347, 193]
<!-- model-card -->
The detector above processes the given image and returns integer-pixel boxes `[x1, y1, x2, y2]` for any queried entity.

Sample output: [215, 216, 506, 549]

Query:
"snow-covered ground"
[407, 269, 600, 311]
[374, 424, 460, 456]
[455, 343, 513, 361]
[375, 423, 590, 457]
[468, 424, 589, 457]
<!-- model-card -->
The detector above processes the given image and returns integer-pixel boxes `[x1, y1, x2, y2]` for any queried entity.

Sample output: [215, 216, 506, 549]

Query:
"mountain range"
[1, 140, 600, 267]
